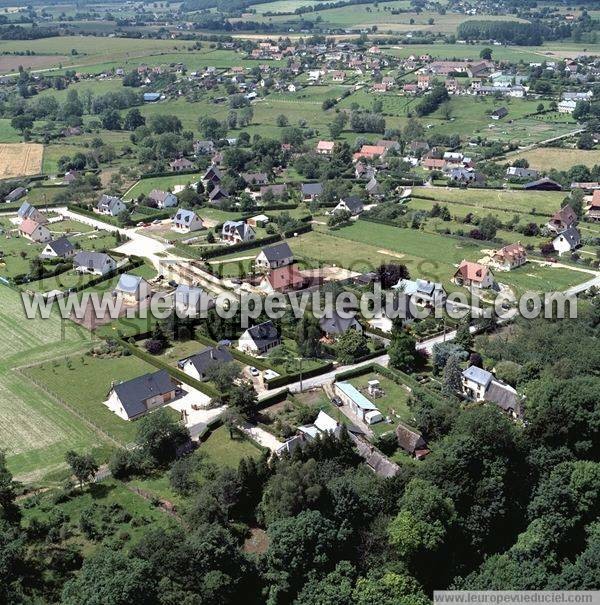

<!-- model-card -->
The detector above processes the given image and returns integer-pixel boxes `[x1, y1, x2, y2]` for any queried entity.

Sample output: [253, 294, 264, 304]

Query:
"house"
[365, 177, 379, 196]
[40, 236, 75, 259]
[194, 140, 215, 155]
[259, 184, 287, 199]
[238, 321, 281, 355]
[334, 196, 364, 216]
[558, 99, 577, 113]
[422, 157, 446, 171]
[247, 214, 269, 229]
[461, 366, 523, 419]
[506, 166, 539, 179]
[301, 182, 323, 202]
[143, 92, 161, 102]
[454, 261, 495, 289]
[319, 310, 362, 338]
[19, 219, 51, 243]
[5, 187, 27, 203]
[208, 186, 229, 204]
[417, 74, 431, 90]
[241, 172, 269, 186]
[169, 158, 194, 172]
[173, 284, 213, 317]
[586, 194, 600, 221]
[63, 170, 79, 184]
[355, 162, 376, 181]
[334, 382, 383, 425]
[73, 251, 117, 275]
[376, 139, 400, 153]
[524, 177, 562, 191]
[316, 140, 335, 155]
[447, 167, 485, 185]
[202, 164, 222, 185]
[393, 278, 446, 306]
[260, 264, 306, 293]
[113, 274, 151, 304]
[331, 71, 345, 82]
[255, 241, 294, 271]
[353, 144, 386, 162]
[105, 370, 177, 421]
[396, 423, 429, 459]
[552, 227, 581, 256]
[547, 204, 577, 233]
[17, 201, 46, 224]
[147, 190, 178, 209]
[491, 107, 508, 120]
[490, 243, 527, 271]
[221, 220, 255, 244]
[96, 194, 126, 216]
[178, 345, 233, 381]
[172, 209, 204, 233]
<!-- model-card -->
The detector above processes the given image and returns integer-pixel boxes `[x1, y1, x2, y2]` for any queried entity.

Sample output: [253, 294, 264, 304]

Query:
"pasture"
[506, 147, 600, 170]
[0, 143, 43, 179]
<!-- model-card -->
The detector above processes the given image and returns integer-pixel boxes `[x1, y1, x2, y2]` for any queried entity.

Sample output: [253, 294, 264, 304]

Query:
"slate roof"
[554, 226, 581, 248]
[394, 278, 444, 297]
[340, 196, 364, 214]
[174, 208, 200, 225]
[115, 273, 145, 294]
[44, 236, 74, 257]
[111, 370, 175, 419]
[73, 251, 115, 271]
[462, 365, 493, 387]
[319, 311, 361, 335]
[301, 183, 323, 196]
[179, 345, 233, 374]
[245, 320, 280, 349]
[148, 189, 175, 203]
[97, 194, 123, 212]
[260, 241, 293, 262]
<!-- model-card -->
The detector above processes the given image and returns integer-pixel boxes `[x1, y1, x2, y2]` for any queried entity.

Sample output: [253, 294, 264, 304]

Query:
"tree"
[454, 323, 473, 351]
[296, 314, 322, 358]
[203, 361, 241, 392]
[432, 342, 467, 375]
[0, 451, 19, 523]
[135, 409, 190, 466]
[10, 114, 33, 134]
[124, 108, 145, 131]
[479, 47, 493, 60]
[101, 109, 122, 130]
[354, 571, 430, 605]
[442, 354, 463, 396]
[295, 561, 356, 605]
[377, 263, 410, 289]
[577, 133, 594, 150]
[389, 330, 417, 372]
[229, 380, 258, 420]
[65, 451, 98, 491]
[276, 114, 289, 127]
[335, 329, 369, 364]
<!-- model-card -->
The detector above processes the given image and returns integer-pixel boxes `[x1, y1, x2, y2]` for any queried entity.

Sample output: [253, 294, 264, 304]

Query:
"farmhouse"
[316, 140, 335, 155]
[169, 158, 194, 172]
[490, 243, 527, 271]
[73, 251, 117, 275]
[238, 320, 281, 355]
[221, 220, 255, 244]
[172, 209, 204, 232]
[178, 345, 234, 381]
[255, 241, 294, 271]
[96, 194, 126, 216]
[105, 370, 177, 421]
[113, 274, 151, 304]
[552, 227, 581, 256]
[396, 423, 429, 459]
[40, 236, 75, 259]
[147, 190, 178, 209]
[19, 219, 51, 243]
[393, 278, 446, 306]
[334, 196, 364, 216]
[260, 264, 306, 293]
[462, 366, 523, 419]
[454, 261, 495, 289]
[547, 204, 577, 233]
[334, 381, 383, 425]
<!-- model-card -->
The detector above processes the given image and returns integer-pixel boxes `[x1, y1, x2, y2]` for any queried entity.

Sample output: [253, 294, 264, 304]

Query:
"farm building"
[334, 382, 383, 425]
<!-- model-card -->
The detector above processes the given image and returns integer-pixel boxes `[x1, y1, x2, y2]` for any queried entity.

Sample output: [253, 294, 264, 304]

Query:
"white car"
[249, 367, 260, 377]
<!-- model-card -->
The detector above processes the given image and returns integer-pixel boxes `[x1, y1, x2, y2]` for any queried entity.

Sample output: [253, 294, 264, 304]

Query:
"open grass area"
[124, 173, 204, 200]
[199, 425, 263, 467]
[505, 147, 600, 170]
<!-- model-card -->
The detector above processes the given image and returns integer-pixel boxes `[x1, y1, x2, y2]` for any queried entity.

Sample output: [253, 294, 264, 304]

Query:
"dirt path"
[378, 249, 406, 259]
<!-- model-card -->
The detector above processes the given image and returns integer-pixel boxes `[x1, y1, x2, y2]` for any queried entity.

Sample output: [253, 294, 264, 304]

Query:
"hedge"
[69, 204, 121, 227]
[257, 388, 291, 410]
[195, 332, 272, 370]
[140, 168, 200, 179]
[264, 361, 334, 390]
[117, 338, 225, 399]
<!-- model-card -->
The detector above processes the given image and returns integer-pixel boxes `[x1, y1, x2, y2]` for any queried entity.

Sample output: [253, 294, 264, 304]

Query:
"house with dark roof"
[40, 236, 75, 259]
[96, 194, 126, 217]
[172, 209, 204, 232]
[105, 370, 177, 421]
[461, 366, 523, 419]
[238, 320, 281, 355]
[241, 172, 269, 186]
[17, 201, 47, 224]
[552, 227, 581, 256]
[194, 140, 215, 155]
[547, 204, 577, 234]
[208, 186, 229, 204]
[319, 310, 363, 338]
[178, 346, 234, 381]
[5, 187, 27, 203]
[259, 183, 287, 200]
[301, 182, 323, 202]
[334, 196, 364, 216]
[73, 251, 117, 275]
[506, 166, 539, 180]
[254, 241, 294, 271]
[222, 220, 255, 245]
[114, 274, 151, 304]
[491, 107, 508, 120]
[395, 423, 429, 459]
[202, 164, 222, 184]
[524, 177, 562, 191]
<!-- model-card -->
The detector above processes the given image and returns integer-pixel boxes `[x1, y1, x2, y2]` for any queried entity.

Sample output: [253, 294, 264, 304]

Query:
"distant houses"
[172, 209, 204, 233]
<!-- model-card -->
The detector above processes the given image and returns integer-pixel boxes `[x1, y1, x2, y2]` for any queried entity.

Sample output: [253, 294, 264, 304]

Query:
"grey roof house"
[73, 251, 117, 275]
[178, 345, 234, 381]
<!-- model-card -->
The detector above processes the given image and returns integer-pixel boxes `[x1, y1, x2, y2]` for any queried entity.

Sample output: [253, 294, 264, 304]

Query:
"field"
[0, 143, 44, 179]
[124, 173, 204, 200]
[199, 425, 263, 467]
[506, 147, 600, 170]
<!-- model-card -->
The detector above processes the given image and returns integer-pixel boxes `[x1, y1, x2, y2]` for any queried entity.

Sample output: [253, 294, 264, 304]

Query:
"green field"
[199, 425, 263, 467]
[124, 173, 203, 200]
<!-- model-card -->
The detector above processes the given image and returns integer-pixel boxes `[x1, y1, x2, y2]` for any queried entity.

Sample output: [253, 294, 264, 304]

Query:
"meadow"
[506, 147, 600, 170]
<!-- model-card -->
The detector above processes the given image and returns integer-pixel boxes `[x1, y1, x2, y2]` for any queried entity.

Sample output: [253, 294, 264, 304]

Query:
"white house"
[178, 345, 234, 381]
[147, 189, 178, 209]
[73, 251, 117, 275]
[96, 194, 126, 216]
[113, 274, 151, 304]
[238, 321, 281, 355]
[40, 237, 75, 259]
[393, 278, 446, 307]
[558, 99, 577, 113]
[173, 284, 214, 317]
[334, 196, 364, 216]
[254, 241, 294, 271]
[172, 209, 204, 232]
[221, 220, 255, 245]
[552, 227, 581, 256]
[461, 366, 523, 419]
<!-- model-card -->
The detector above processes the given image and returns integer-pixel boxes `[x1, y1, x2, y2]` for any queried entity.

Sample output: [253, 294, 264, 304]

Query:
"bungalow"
[173, 284, 213, 317]
[147, 190, 178, 209]
[40, 236, 75, 259]
[241, 172, 269, 186]
[105, 370, 177, 421]
[113, 274, 151, 304]
[547, 204, 577, 233]
[169, 158, 194, 172]
[260, 264, 306, 293]
[255, 241, 294, 271]
[222, 220, 255, 245]
[316, 140, 335, 155]
[172, 209, 204, 233]
[19, 219, 51, 243]
[178, 345, 233, 381]
[524, 177, 562, 191]
[334, 382, 383, 425]
[453, 261, 495, 289]
[334, 196, 364, 216]
[491, 107, 508, 120]
[73, 251, 117, 275]
[5, 187, 27, 203]
[393, 278, 446, 307]
[396, 423, 429, 459]
[490, 243, 527, 271]
[238, 320, 281, 355]
[301, 182, 323, 202]
[462, 366, 523, 419]
[319, 310, 362, 338]
[97, 194, 126, 216]
[552, 227, 581, 256]
[17, 201, 47, 224]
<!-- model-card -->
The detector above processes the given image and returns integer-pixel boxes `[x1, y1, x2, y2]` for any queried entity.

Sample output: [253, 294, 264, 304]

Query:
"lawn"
[199, 425, 263, 467]
[506, 147, 600, 171]
[124, 173, 204, 200]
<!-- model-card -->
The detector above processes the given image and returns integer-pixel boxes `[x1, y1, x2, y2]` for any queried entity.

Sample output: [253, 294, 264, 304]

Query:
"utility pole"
[298, 356, 303, 393]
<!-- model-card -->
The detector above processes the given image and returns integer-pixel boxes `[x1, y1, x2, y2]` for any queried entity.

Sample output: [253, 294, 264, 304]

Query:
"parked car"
[331, 396, 342, 407]
[249, 367, 260, 377]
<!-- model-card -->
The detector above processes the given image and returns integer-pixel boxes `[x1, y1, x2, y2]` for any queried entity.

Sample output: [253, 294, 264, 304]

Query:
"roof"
[223, 220, 253, 239]
[241, 172, 268, 184]
[350, 434, 400, 477]
[174, 284, 209, 305]
[73, 251, 114, 270]
[493, 242, 527, 262]
[174, 208, 200, 224]
[523, 177, 562, 191]
[554, 226, 581, 248]
[260, 184, 287, 196]
[17, 201, 34, 218]
[115, 273, 145, 294]
[97, 194, 123, 211]
[259, 241, 293, 262]
[143, 92, 161, 101]
[244, 321, 280, 349]
[301, 182, 323, 196]
[111, 370, 175, 419]
[492, 106, 508, 117]
[395, 423, 426, 454]
[340, 196, 364, 213]
[19, 218, 43, 236]
[394, 278, 443, 297]
[462, 365, 493, 387]
[335, 382, 378, 411]
[314, 410, 338, 434]
[180, 345, 233, 374]
[317, 140, 335, 151]
[319, 311, 360, 334]
[551, 204, 577, 226]
[44, 236, 74, 256]
[455, 261, 490, 283]
[148, 189, 175, 202]
[263, 264, 305, 290]
[486, 380, 521, 416]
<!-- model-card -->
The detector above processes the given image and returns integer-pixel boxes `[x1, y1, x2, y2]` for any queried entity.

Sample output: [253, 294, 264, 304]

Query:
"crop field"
[0, 143, 44, 179]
